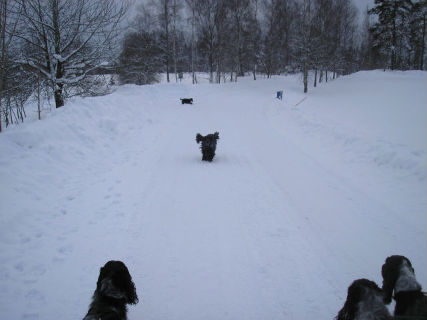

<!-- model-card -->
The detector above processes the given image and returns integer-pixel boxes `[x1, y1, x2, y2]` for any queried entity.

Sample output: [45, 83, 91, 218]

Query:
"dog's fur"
[336, 279, 393, 320]
[83, 260, 139, 320]
[381, 255, 427, 318]
[196, 132, 219, 161]
[180, 98, 193, 104]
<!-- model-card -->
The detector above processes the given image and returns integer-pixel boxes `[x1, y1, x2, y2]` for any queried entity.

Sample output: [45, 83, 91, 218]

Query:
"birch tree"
[196, 0, 217, 83]
[186, 0, 197, 83]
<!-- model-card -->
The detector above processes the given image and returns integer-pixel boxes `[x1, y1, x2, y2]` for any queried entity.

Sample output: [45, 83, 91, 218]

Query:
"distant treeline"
[0, 0, 426, 131]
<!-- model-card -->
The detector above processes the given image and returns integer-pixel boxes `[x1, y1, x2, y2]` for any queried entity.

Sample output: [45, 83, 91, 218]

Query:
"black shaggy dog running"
[196, 132, 219, 161]
[336, 279, 392, 320]
[180, 98, 193, 104]
[381, 255, 427, 319]
[83, 260, 139, 320]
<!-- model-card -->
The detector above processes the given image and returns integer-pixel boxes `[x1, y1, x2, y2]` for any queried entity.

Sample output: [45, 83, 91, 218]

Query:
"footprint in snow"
[20, 236, 31, 244]
[25, 289, 45, 302]
[57, 245, 73, 255]
[14, 262, 24, 272]
[21, 313, 39, 320]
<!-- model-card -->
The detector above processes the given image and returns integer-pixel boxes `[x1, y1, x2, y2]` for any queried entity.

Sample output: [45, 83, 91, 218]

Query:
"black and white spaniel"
[83, 260, 139, 320]
[196, 132, 219, 162]
[381, 255, 427, 318]
[336, 278, 393, 320]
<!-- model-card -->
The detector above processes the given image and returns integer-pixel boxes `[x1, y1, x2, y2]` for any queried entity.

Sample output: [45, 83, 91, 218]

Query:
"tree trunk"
[172, 0, 177, 82]
[421, 13, 426, 70]
[54, 84, 64, 108]
[52, 0, 64, 108]
[209, 51, 213, 83]
[37, 73, 41, 120]
[237, 21, 243, 80]
[0, 0, 7, 132]
[165, 0, 170, 82]
[391, 1, 397, 70]
[191, 5, 195, 84]
[0, 99, 2, 133]
[303, 61, 308, 93]
[314, 69, 317, 87]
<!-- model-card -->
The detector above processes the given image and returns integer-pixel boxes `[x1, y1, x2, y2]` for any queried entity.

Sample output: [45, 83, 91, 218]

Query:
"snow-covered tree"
[16, 0, 129, 108]
[247, 0, 262, 80]
[369, 0, 413, 70]
[260, 0, 298, 78]
[291, 0, 314, 92]
[409, 0, 427, 70]
[119, 31, 163, 85]
[195, 0, 218, 83]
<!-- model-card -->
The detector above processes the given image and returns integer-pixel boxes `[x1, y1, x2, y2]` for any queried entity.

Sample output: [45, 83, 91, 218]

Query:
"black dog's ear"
[114, 261, 138, 304]
[123, 272, 138, 305]
[96, 264, 108, 291]
[214, 132, 219, 140]
[196, 133, 203, 143]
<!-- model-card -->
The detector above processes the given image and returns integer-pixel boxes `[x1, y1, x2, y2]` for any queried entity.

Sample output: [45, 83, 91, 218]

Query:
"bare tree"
[150, 0, 172, 82]
[195, 0, 217, 83]
[229, 0, 247, 81]
[171, 0, 182, 82]
[119, 30, 163, 85]
[1, 0, 25, 131]
[186, 0, 197, 83]
[260, 0, 297, 78]
[16, 0, 129, 108]
[291, 0, 313, 92]
[214, 0, 229, 83]
[248, 0, 261, 80]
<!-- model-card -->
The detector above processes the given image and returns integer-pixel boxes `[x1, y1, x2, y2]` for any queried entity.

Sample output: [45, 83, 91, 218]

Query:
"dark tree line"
[368, 0, 426, 70]
[119, 0, 360, 89]
[119, 0, 426, 87]
[1, 0, 426, 131]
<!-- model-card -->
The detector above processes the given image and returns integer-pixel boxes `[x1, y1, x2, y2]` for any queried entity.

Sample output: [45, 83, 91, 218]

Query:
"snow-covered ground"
[0, 70, 425, 320]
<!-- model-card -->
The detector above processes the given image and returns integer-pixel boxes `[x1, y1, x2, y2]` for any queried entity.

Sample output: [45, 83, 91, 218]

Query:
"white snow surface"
[0, 70, 426, 320]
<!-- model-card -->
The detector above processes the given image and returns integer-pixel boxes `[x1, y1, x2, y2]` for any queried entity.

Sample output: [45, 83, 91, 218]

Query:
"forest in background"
[0, 0, 426, 131]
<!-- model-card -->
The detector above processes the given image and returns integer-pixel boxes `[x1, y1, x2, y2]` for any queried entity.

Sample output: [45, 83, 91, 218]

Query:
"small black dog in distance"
[180, 98, 193, 104]
[196, 132, 219, 162]
[83, 260, 139, 320]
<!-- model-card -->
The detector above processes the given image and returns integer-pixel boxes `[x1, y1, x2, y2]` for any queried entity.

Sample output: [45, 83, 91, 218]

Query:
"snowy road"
[0, 72, 426, 320]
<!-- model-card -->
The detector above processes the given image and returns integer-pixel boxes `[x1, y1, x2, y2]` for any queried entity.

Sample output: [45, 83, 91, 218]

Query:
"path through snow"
[0, 71, 425, 320]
